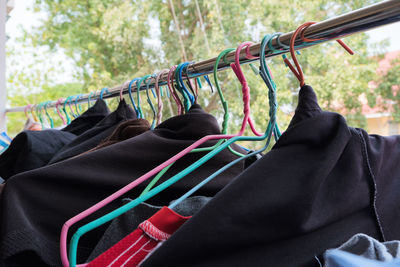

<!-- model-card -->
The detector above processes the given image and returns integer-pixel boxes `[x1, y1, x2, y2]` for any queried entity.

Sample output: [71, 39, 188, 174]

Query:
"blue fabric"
[326, 250, 400, 267]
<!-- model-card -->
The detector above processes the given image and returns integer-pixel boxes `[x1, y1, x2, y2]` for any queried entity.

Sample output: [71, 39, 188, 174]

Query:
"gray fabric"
[325, 234, 400, 266]
[87, 196, 211, 261]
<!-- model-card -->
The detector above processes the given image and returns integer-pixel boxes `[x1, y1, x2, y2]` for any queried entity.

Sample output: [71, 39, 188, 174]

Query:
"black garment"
[48, 99, 136, 164]
[0, 104, 245, 266]
[0, 129, 77, 180]
[62, 99, 110, 136]
[142, 85, 400, 267]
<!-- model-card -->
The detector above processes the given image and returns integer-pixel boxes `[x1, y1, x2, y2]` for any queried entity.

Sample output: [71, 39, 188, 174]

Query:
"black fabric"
[141, 85, 400, 267]
[0, 130, 77, 180]
[62, 99, 110, 136]
[48, 99, 136, 164]
[0, 104, 245, 266]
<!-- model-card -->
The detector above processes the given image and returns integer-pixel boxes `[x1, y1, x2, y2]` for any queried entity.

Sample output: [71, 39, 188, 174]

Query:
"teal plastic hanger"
[67, 96, 77, 119]
[43, 101, 54, 128]
[88, 92, 93, 109]
[99, 88, 109, 100]
[128, 78, 140, 117]
[68, 36, 282, 266]
[62, 96, 73, 125]
[74, 94, 83, 115]
[174, 63, 193, 112]
[144, 75, 157, 130]
[36, 102, 45, 129]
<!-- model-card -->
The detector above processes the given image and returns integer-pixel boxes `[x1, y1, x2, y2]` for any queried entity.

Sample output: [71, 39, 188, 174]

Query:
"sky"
[5, 0, 400, 85]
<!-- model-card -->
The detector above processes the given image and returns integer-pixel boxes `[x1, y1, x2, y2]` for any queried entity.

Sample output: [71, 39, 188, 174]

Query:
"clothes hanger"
[28, 104, 39, 122]
[174, 62, 194, 112]
[140, 49, 255, 196]
[154, 70, 166, 125]
[144, 75, 157, 129]
[171, 33, 282, 208]
[87, 91, 95, 108]
[283, 22, 353, 87]
[74, 94, 83, 116]
[167, 65, 184, 115]
[118, 81, 129, 102]
[24, 104, 33, 120]
[56, 98, 67, 126]
[128, 78, 141, 117]
[135, 75, 152, 119]
[139, 45, 275, 195]
[62, 96, 73, 125]
[62, 41, 270, 267]
[99, 88, 109, 100]
[44, 101, 55, 128]
[177, 62, 196, 104]
[67, 96, 78, 119]
[36, 102, 46, 129]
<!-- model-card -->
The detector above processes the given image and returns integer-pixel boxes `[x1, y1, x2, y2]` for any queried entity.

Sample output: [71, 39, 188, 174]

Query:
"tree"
[7, 0, 392, 145]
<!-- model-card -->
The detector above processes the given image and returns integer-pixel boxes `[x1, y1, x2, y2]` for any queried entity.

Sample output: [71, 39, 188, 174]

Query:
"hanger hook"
[119, 81, 129, 101]
[214, 48, 235, 134]
[87, 92, 94, 107]
[284, 22, 354, 87]
[99, 88, 109, 100]
[144, 75, 157, 129]
[230, 41, 263, 136]
[74, 94, 83, 115]
[136, 75, 153, 119]
[44, 101, 55, 128]
[128, 78, 140, 117]
[56, 98, 67, 125]
[155, 70, 168, 125]
[167, 65, 184, 115]
[24, 104, 32, 119]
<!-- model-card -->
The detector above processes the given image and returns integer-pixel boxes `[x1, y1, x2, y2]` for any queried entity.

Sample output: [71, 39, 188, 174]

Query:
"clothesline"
[5, 0, 400, 113]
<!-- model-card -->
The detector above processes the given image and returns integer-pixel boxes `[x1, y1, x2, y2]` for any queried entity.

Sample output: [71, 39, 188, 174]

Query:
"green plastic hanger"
[43, 101, 54, 128]
[62, 96, 73, 125]
[36, 102, 45, 129]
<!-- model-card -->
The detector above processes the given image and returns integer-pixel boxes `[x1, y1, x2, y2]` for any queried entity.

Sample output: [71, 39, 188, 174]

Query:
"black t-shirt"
[62, 99, 110, 136]
[48, 99, 136, 164]
[141, 85, 400, 267]
[0, 104, 245, 266]
[0, 129, 77, 180]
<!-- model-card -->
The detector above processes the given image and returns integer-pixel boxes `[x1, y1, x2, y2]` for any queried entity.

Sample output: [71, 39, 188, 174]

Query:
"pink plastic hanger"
[56, 98, 67, 125]
[119, 81, 130, 101]
[60, 42, 263, 267]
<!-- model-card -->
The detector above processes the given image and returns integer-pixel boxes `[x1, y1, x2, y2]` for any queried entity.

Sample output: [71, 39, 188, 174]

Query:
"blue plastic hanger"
[144, 75, 157, 129]
[128, 78, 141, 117]
[174, 63, 194, 111]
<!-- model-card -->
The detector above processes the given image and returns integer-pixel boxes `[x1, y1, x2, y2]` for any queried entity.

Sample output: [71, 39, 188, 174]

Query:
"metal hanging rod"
[6, 0, 400, 113]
